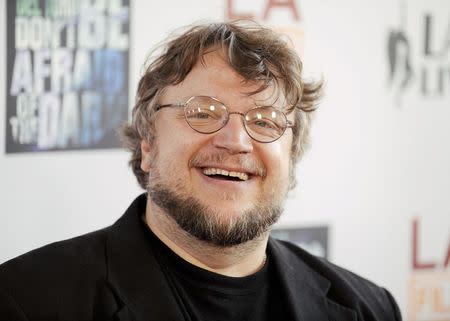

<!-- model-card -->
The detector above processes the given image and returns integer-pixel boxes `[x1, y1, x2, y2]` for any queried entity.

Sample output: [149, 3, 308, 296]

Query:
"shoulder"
[269, 238, 402, 320]
[0, 195, 147, 319]
[0, 227, 112, 316]
[0, 226, 109, 279]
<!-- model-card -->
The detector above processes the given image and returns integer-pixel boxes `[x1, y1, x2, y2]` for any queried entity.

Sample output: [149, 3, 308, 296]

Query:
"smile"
[202, 168, 249, 181]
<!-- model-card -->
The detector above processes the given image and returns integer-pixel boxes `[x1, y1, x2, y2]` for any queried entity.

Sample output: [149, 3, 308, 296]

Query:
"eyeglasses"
[156, 96, 294, 143]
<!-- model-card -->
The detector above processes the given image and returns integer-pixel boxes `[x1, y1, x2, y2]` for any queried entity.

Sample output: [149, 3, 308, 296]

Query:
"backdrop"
[1, 1, 449, 320]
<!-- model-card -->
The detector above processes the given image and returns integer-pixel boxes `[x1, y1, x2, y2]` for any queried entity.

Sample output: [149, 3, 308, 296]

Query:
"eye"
[248, 117, 280, 131]
[186, 108, 222, 121]
[193, 112, 211, 119]
[253, 119, 277, 129]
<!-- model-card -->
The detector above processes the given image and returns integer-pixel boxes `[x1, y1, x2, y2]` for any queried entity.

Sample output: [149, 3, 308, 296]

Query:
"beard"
[146, 148, 288, 247]
[148, 180, 284, 247]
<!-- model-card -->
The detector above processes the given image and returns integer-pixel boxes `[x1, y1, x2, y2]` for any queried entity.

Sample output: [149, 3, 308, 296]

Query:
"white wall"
[1, 1, 449, 319]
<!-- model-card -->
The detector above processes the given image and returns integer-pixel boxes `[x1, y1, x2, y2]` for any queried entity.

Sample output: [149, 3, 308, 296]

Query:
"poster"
[272, 226, 329, 259]
[5, 0, 130, 153]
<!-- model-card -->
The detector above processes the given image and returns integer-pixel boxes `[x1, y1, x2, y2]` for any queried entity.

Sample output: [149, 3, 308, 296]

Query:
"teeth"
[202, 168, 249, 181]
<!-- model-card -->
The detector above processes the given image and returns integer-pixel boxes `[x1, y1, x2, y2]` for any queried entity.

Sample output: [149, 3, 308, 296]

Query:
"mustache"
[189, 151, 267, 177]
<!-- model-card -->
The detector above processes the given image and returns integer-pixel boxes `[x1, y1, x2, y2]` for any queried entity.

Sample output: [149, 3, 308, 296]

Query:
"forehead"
[162, 50, 287, 109]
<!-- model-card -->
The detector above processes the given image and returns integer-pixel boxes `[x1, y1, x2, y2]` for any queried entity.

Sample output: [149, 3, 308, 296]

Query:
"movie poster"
[5, 0, 130, 153]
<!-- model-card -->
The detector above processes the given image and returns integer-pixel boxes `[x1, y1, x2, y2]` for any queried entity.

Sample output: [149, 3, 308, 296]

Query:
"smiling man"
[0, 22, 402, 321]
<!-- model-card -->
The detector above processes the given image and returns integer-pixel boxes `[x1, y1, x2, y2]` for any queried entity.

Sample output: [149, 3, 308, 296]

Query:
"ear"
[140, 140, 152, 173]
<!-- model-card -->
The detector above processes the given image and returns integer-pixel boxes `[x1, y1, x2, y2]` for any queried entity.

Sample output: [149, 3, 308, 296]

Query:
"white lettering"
[72, 49, 91, 90]
[10, 50, 33, 95]
[51, 49, 73, 92]
[107, 0, 129, 49]
[58, 92, 80, 147]
[15, 17, 28, 49]
[38, 93, 60, 148]
[34, 49, 51, 94]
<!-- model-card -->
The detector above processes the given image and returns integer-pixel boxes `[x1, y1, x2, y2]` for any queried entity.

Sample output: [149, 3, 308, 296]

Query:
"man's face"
[141, 51, 294, 246]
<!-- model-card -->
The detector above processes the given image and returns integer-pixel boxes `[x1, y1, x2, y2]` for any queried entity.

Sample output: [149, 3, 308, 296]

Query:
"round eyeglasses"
[156, 96, 294, 143]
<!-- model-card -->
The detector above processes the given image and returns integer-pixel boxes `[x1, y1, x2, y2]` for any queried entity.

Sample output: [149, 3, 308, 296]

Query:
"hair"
[120, 20, 322, 190]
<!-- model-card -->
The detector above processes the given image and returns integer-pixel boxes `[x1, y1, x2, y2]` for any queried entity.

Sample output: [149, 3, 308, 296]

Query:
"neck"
[144, 200, 269, 277]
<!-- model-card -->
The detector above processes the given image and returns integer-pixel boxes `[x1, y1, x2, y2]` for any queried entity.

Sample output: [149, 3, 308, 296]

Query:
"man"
[0, 21, 402, 320]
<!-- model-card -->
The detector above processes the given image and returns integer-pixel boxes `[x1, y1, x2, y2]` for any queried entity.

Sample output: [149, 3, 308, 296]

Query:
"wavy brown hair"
[120, 21, 322, 190]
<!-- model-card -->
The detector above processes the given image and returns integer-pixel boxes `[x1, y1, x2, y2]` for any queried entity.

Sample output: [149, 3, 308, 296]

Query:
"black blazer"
[0, 194, 402, 321]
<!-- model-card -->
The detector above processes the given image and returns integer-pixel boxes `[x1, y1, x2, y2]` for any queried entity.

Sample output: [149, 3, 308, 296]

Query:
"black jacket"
[0, 194, 402, 321]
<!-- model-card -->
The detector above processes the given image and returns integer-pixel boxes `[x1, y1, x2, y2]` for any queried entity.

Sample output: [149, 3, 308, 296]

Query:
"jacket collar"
[105, 194, 185, 321]
[105, 194, 357, 321]
[268, 238, 357, 321]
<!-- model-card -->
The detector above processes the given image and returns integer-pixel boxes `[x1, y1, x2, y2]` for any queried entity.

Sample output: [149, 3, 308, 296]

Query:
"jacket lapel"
[105, 194, 185, 321]
[112, 305, 134, 321]
[103, 194, 357, 321]
[268, 238, 357, 321]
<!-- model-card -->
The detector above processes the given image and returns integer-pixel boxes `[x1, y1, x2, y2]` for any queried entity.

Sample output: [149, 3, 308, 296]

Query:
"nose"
[211, 113, 253, 154]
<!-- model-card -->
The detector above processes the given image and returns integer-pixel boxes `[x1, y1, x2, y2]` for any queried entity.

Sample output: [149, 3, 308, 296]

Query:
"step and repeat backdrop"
[1, 0, 449, 320]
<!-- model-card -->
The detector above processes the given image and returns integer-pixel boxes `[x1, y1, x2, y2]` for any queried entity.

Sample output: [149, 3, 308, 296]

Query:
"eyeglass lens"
[184, 96, 287, 142]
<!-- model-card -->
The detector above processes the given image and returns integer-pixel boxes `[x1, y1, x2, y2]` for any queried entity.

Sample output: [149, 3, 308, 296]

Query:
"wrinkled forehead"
[185, 49, 289, 109]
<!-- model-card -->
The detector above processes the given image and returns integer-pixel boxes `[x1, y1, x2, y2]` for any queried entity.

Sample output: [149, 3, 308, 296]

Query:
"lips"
[189, 153, 266, 180]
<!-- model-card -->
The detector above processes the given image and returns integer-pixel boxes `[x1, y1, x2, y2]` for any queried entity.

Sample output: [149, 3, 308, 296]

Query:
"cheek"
[155, 131, 204, 171]
[267, 138, 291, 169]
[262, 139, 292, 192]
[155, 114, 206, 157]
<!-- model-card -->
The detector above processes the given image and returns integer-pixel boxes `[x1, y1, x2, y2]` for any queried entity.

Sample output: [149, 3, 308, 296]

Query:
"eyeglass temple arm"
[286, 120, 294, 128]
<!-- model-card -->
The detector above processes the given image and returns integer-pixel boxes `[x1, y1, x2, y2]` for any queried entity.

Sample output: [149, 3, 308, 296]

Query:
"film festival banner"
[5, 0, 130, 153]
[225, 0, 303, 54]
[387, 2, 450, 320]
[409, 218, 450, 321]
[387, 1, 449, 107]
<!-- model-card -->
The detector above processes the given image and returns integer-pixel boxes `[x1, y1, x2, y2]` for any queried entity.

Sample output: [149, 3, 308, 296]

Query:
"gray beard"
[148, 183, 283, 247]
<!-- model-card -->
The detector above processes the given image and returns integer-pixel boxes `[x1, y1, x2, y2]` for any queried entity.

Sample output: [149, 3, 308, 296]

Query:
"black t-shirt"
[141, 220, 291, 321]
